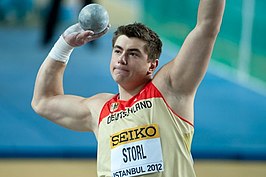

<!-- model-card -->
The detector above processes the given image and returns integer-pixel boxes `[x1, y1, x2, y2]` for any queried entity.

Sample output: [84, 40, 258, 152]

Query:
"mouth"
[114, 66, 129, 72]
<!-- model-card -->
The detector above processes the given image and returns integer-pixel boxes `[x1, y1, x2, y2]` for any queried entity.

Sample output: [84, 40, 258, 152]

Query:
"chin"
[112, 74, 124, 83]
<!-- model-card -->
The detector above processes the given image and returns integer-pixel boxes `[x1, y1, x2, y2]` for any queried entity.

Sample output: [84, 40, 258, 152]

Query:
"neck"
[118, 79, 151, 101]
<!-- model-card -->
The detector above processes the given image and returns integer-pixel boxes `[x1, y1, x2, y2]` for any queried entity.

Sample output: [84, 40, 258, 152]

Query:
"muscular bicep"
[32, 94, 96, 132]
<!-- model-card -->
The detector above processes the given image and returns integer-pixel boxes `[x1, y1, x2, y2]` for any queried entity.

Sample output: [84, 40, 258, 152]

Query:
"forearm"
[32, 58, 66, 105]
[32, 35, 74, 106]
[164, 0, 226, 94]
[197, 0, 226, 35]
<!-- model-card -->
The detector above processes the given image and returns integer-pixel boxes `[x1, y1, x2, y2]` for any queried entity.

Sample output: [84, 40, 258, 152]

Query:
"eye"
[129, 52, 139, 57]
[113, 49, 122, 54]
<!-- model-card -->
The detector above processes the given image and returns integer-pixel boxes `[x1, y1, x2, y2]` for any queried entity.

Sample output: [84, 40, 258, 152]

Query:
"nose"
[118, 53, 127, 65]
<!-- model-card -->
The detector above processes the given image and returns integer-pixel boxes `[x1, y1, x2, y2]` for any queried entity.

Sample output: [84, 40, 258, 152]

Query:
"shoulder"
[84, 93, 115, 116]
[93, 93, 115, 100]
[85, 93, 115, 107]
[82, 93, 115, 134]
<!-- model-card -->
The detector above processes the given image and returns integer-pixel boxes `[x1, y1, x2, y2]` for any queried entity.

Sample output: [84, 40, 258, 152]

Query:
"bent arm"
[31, 23, 110, 133]
[32, 58, 96, 132]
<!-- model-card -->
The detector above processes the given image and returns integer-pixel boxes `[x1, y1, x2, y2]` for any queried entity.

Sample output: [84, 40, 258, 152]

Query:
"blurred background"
[0, 0, 265, 176]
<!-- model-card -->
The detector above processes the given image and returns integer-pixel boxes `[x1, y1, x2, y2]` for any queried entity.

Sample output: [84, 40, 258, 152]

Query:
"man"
[32, 0, 225, 176]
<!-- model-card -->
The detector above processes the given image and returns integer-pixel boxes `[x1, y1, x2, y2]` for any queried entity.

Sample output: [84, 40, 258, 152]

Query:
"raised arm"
[153, 0, 225, 122]
[31, 24, 110, 133]
[158, 0, 225, 94]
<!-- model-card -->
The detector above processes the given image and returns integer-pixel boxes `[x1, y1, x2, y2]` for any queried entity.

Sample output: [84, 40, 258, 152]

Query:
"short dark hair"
[112, 22, 162, 61]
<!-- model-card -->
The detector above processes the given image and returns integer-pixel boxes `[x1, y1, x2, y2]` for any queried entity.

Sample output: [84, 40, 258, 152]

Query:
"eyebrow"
[113, 45, 123, 50]
[114, 45, 142, 54]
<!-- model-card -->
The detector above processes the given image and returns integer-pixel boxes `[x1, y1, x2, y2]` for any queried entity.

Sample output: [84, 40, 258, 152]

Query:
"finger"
[92, 25, 110, 38]
[83, 30, 95, 37]
[63, 23, 83, 36]
[84, 36, 94, 44]
[76, 30, 93, 41]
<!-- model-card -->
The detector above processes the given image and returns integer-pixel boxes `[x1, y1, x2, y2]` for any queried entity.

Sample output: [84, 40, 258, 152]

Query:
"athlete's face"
[110, 35, 157, 87]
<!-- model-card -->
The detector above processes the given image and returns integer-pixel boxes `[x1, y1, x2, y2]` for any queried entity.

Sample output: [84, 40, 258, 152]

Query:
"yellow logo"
[110, 124, 160, 149]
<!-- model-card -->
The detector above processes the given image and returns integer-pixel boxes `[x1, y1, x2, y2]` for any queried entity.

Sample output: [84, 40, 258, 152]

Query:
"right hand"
[62, 23, 110, 47]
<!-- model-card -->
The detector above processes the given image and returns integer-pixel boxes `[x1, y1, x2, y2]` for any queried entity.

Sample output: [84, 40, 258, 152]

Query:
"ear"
[147, 59, 159, 75]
